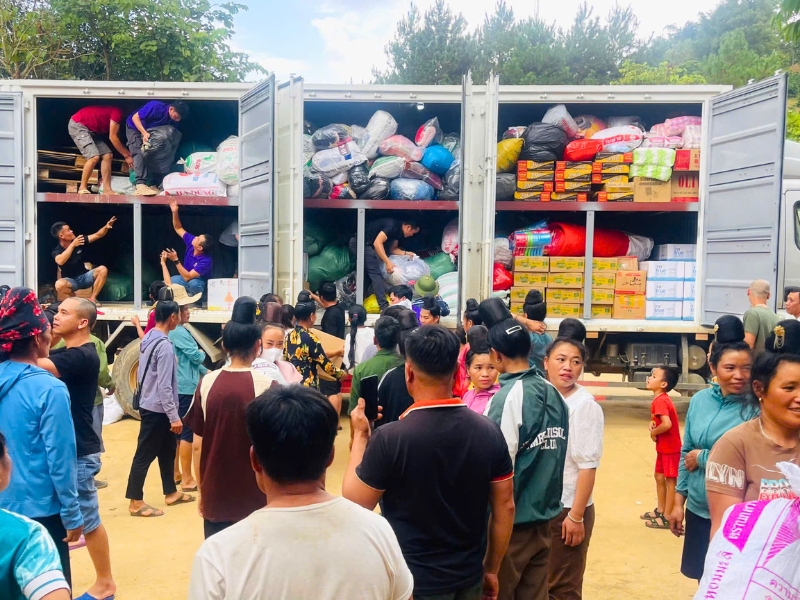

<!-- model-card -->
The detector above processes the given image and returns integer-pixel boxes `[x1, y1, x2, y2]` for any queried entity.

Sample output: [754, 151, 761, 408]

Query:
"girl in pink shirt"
[462, 346, 500, 414]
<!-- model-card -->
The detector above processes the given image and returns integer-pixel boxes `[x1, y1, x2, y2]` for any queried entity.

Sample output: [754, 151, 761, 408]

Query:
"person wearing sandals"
[125, 299, 195, 520]
[666, 316, 754, 582]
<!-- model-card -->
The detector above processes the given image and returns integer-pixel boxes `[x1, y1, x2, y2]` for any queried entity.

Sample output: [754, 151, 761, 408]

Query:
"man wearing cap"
[350, 218, 420, 312]
[164, 199, 215, 298]
[743, 280, 780, 353]
[411, 275, 451, 321]
[168, 285, 207, 492]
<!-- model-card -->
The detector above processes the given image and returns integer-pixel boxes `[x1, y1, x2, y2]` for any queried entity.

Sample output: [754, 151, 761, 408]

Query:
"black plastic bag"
[519, 122, 569, 162]
[496, 173, 516, 201]
[347, 163, 370, 195]
[361, 178, 391, 199]
[311, 124, 351, 150]
[439, 163, 460, 200]
[303, 167, 332, 199]
[142, 125, 182, 175]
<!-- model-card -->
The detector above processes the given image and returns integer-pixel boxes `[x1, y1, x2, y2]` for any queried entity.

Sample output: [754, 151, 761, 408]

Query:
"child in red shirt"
[642, 365, 681, 529]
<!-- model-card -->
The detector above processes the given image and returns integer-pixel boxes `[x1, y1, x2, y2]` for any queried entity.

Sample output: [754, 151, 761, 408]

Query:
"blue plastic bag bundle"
[390, 178, 434, 201]
[421, 145, 455, 176]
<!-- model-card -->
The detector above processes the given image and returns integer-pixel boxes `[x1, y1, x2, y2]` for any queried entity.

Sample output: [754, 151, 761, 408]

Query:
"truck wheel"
[113, 339, 141, 420]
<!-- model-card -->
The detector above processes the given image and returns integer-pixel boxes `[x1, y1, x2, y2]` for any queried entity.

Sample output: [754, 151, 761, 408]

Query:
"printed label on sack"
[722, 501, 767, 552]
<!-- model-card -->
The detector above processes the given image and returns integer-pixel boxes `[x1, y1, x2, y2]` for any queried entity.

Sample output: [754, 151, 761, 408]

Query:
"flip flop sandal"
[74, 593, 115, 600]
[166, 493, 196, 507]
[645, 516, 671, 529]
[129, 504, 164, 518]
[640, 509, 662, 520]
[78, 190, 91, 195]
[181, 485, 198, 492]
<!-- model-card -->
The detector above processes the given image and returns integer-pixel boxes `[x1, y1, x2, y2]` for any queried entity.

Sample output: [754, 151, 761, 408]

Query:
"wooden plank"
[38, 169, 99, 185]
[38, 162, 128, 177]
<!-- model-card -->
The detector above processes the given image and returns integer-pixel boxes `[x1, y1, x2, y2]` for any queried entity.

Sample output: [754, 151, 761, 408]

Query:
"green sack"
[424, 252, 456, 280]
[304, 221, 337, 257]
[307, 244, 354, 291]
[98, 273, 133, 302]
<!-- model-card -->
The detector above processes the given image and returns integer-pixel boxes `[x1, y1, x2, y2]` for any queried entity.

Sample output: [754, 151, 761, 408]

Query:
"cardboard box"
[655, 243, 697, 261]
[646, 280, 684, 301]
[596, 151, 633, 164]
[592, 289, 615, 305]
[514, 191, 547, 201]
[682, 300, 696, 321]
[613, 293, 646, 319]
[547, 303, 583, 318]
[509, 302, 525, 315]
[546, 289, 583, 303]
[592, 305, 613, 318]
[641, 261, 685, 281]
[555, 166, 593, 180]
[555, 180, 592, 193]
[591, 173, 630, 185]
[634, 177, 672, 203]
[684, 261, 697, 281]
[547, 273, 584, 288]
[518, 160, 556, 171]
[595, 191, 634, 202]
[516, 170, 555, 181]
[646, 300, 684, 320]
[208, 278, 239, 311]
[592, 258, 618, 271]
[549, 192, 588, 202]
[592, 273, 616, 289]
[513, 273, 549, 287]
[513, 256, 550, 272]
[516, 180, 555, 192]
[615, 271, 647, 293]
[549, 257, 585, 272]
[671, 172, 700, 201]
[683, 280, 696, 300]
[603, 181, 635, 193]
[674, 149, 700, 171]
[314, 329, 345, 371]
[509, 286, 546, 302]
[591, 162, 631, 174]
[618, 256, 639, 271]
[555, 161, 593, 171]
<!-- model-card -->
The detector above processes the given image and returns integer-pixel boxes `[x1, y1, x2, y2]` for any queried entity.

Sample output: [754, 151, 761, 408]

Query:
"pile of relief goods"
[160, 136, 241, 197]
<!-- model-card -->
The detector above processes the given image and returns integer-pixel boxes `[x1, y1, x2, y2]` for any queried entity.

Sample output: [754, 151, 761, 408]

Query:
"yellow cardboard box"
[513, 256, 550, 273]
[546, 289, 583, 303]
[547, 273, 584, 288]
[617, 256, 639, 271]
[509, 287, 546, 302]
[633, 177, 671, 203]
[591, 289, 615, 305]
[509, 302, 525, 315]
[592, 273, 616, 289]
[549, 257, 585, 272]
[615, 270, 647, 293]
[592, 258, 618, 271]
[592, 305, 613, 318]
[613, 293, 646, 319]
[547, 304, 583, 318]
[513, 273, 548, 287]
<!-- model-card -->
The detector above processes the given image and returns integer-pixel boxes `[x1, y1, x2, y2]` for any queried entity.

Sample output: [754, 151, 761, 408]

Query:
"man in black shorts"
[51, 219, 116, 304]
[349, 218, 420, 312]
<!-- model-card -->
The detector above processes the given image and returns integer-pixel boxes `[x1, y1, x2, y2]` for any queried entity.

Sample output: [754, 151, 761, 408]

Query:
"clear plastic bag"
[502, 126, 527, 139]
[664, 116, 701, 136]
[641, 135, 683, 149]
[605, 116, 644, 129]
[335, 272, 357, 306]
[682, 125, 702, 149]
[438, 163, 460, 200]
[389, 178, 435, 200]
[442, 134, 460, 156]
[442, 218, 459, 258]
[542, 105, 580, 138]
[369, 156, 406, 180]
[311, 141, 367, 176]
[348, 163, 370, 195]
[415, 117, 443, 148]
[360, 110, 398, 159]
[311, 124, 351, 150]
[494, 238, 513, 268]
[633, 148, 676, 167]
[379, 135, 424, 162]
[629, 164, 673, 181]
[421, 145, 455, 176]
[402, 162, 443, 190]
[303, 134, 315, 165]
[380, 255, 431, 286]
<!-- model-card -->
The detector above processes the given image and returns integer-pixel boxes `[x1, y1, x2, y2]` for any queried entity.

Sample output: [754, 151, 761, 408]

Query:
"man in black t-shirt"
[343, 326, 516, 599]
[311, 281, 346, 414]
[348, 218, 420, 311]
[39, 297, 117, 600]
[51, 219, 115, 304]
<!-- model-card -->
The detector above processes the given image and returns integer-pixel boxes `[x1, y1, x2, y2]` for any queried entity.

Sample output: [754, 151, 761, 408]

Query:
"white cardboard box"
[646, 280, 684, 301]
[683, 280, 696, 300]
[646, 300, 684, 320]
[682, 300, 695, 321]
[684, 261, 697, 281]
[654, 244, 697, 261]
[641, 261, 685, 281]
[207, 278, 239, 311]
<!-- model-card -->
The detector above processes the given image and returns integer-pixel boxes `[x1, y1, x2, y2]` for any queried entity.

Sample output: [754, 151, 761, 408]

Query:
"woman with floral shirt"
[283, 292, 345, 389]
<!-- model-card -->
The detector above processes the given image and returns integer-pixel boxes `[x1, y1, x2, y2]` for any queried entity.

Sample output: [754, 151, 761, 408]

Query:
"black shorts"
[681, 508, 711, 581]
[319, 379, 342, 397]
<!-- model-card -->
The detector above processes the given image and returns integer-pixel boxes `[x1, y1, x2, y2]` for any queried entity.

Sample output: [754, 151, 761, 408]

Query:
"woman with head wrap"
[184, 297, 277, 539]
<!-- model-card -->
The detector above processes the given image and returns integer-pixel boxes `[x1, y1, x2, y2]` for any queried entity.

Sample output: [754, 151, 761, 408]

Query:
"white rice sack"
[102, 394, 125, 425]
[216, 136, 240, 185]
[311, 141, 367, 176]
[162, 172, 227, 196]
[183, 152, 218, 175]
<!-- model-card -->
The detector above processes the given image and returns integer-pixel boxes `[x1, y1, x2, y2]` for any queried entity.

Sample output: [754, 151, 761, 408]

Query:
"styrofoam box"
[208, 278, 239, 311]
[655, 244, 697, 261]
[646, 300, 684, 320]
[684, 261, 697, 281]
[682, 300, 695, 321]
[683, 280, 696, 300]
[646, 280, 684, 301]
[641, 261, 685, 281]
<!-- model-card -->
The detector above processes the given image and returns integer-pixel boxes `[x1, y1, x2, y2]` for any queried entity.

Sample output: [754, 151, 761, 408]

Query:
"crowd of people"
[0, 274, 799, 600]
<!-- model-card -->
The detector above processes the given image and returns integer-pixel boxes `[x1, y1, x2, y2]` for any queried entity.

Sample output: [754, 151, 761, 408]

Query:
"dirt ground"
[70, 402, 699, 600]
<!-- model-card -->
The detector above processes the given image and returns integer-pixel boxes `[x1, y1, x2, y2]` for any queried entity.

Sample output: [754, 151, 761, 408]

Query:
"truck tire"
[113, 339, 141, 420]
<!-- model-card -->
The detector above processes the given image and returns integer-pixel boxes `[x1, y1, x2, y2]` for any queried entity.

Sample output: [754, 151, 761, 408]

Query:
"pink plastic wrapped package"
[415, 117, 443, 148]
[379, 135, 425, 162]
[683, 125, 702, 149]
[642, 135, 684, 149]
[591, 126, 644, 153]
[650, 123, 669, 137]
[664, 116, 702, 136]
[402, 161, 443, 190]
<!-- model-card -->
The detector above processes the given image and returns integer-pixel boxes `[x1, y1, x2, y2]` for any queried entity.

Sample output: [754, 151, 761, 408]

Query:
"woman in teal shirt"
[667, 316, 756, 581]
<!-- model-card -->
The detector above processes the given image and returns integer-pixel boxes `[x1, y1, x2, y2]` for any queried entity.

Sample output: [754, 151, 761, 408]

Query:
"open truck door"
[701, 73, 788, 324]
[0, 92, 24, 288]
[238, 75, 276, 300]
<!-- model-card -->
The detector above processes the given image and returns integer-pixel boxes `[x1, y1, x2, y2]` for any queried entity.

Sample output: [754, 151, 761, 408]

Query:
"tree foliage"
[0, 0, 73, 78]
[613, 61, 708, 85]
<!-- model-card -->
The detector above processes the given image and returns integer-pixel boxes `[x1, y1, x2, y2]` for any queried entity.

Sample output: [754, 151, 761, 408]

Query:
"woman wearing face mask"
[250, 302, 302, 385]
[706, 319, 800, 538]
[666, 316, 754, 582]
[543, 336, 603, 600]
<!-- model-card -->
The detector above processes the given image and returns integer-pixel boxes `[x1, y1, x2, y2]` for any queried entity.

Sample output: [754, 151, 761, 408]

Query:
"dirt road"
[70, 402, 699, 600]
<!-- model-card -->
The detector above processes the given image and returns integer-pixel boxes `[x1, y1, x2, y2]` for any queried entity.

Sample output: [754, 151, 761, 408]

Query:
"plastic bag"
[141, 125, 182, 175]
[424, 252, 456, 280]
[519, 123, 570, 162]
[683, 125, 702, 149]
[415, 117, 443, 148]
[641, 135, 683, 149]
[303, 168, 332, 199]
[102, 394, 125, 426]
[633, 148, 676, 167]
[442, 134, 460, 156]
[364, 294, 387, 315]
[421, 145, 455, 176]
[494, 238, 513, 268]
[348, 163, 370, 195]
[497, 139, 524, 173]
[379, 135, 424, 162]
[493, 263, 513, 291]
[361, 178, 391, 199]
[311, 124, 351, 150]
[664, 116, 701, 136]
[564, 139, 604, 161]
[304, 221, 336, 256]
[542, 105, 580, 138]
[216, 136, 240, 185]
[183, 152, 217, 174]
[162, 172, 226, 196]
[307, 244, 354, 291]
[591, 126, 644, 153]
[630, 165, 673, 181]
[496, 173, 516, 201]
[605, 116, 644, 129]
[335, 272, 357, 306]
[402, 162, 443, 190]
[98, 273, 133, 301]
[502, 126, 527, 139]
[389, 178, 434, 200]
[438, 163, 460, 200]
[694, 462, 800, 600]
[574, 115, 605, 139]
[369, 156, 405, 180]
[303, 134, 315, 165]
[330, 183, 357, 199]
[360, 110, 398, 159]
[331, 172, 348, 185]
[380, 255, 431, 287]
[311, 141, 367, 176]
[442, 218, 459, 259]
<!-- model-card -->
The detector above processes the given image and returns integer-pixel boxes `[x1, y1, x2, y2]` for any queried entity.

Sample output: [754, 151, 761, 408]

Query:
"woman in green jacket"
[666, 315, 755, 581]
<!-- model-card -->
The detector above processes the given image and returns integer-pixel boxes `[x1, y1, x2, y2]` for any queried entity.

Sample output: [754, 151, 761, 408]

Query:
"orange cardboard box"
[617, 256, 639, 271]
[674, 149, 700, 171]
[671, 172, 700, 201]
[615, 270, 647, 293]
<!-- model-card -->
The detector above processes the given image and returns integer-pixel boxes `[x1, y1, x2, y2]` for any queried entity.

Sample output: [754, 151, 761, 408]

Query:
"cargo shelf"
[303, 199, 459, 210]
[495, 202, 699, 212]
[36, 193, 237, 206]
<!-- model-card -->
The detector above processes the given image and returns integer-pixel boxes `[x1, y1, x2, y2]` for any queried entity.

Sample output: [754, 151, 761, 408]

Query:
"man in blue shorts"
[51, 219, 115, 305]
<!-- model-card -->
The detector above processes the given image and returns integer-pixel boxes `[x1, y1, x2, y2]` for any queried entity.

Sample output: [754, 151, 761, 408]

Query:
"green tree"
[0, 0, 72, 78]
[777, 0, 800, 41]
[702, 29, 787, 87]
[613, 61, 708, 85]
[786, 109, 800, 140]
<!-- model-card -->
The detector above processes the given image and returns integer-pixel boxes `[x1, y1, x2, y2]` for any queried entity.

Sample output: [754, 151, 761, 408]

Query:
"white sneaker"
[135, 184, 158, 196]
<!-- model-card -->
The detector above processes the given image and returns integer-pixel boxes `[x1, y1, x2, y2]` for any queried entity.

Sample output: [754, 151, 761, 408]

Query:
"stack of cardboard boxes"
[514, 160, 590, 202]
[593, 152, 634, 202]
[509, 256, 549, 313]
[613, 259, 646, 319]
[641, 244, 697, 320]
[632, 149, 700, 203]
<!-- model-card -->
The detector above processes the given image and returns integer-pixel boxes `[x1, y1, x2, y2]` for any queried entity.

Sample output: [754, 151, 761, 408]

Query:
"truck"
[0, 72, 790, 410]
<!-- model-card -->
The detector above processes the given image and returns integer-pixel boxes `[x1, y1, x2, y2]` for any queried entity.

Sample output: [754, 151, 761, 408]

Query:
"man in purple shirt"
[164, 199, 214, 297]
[126, 100, 189, 196]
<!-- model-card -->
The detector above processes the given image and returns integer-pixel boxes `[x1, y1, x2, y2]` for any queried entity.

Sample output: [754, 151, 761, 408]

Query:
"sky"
[232, 0, 724, 84]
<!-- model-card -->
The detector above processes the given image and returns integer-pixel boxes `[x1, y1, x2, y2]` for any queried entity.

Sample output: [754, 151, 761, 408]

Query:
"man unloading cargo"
[164, 199, 214, 297]
[51, 218, 115, 304]
[126, 100, 189, 196]
[350, 218, 420, 312]
[68, 106, 134, 195]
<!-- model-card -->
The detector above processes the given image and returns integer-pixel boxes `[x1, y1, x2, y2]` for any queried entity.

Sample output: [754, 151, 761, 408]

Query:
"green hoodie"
[676, 383, 756, 519]
[486, 367, 569, 525]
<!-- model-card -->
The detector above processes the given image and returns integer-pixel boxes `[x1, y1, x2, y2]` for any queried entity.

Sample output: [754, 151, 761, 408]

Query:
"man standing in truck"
[164, 199, 214, 297]
[68, 106, 134, 195]
[126, 100, 189, 196]
[52, 218, 115, 305]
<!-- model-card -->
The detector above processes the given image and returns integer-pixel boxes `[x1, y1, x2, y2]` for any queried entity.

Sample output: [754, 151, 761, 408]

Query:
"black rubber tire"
[112, 339, 141, 420]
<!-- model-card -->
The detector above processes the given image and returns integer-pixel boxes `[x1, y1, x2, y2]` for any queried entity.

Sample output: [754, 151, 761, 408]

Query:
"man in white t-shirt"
[188, 385, 413, 600]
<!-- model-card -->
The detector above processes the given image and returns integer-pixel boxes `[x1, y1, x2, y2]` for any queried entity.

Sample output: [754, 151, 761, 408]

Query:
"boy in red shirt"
[642, 365, 681, 529]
